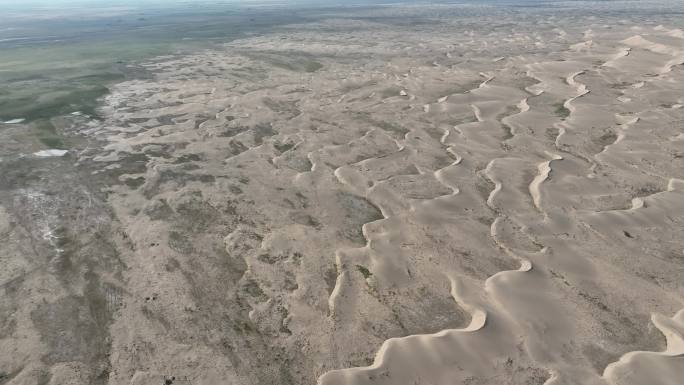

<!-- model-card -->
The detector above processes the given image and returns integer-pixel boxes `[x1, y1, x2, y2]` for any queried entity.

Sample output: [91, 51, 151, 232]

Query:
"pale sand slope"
[1, 5, 684, 385]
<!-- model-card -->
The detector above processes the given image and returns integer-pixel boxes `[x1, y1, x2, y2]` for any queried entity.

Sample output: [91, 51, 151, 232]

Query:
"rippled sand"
[1, 3, 684, 385]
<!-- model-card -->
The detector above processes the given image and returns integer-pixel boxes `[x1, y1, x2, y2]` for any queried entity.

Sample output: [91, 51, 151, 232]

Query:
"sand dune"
[1, 4, 684, 385]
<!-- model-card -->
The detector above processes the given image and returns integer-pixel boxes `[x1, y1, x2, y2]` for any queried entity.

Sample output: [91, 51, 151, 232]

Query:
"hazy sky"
[0, 0, 479, 11]
[0, 0, 510, 7]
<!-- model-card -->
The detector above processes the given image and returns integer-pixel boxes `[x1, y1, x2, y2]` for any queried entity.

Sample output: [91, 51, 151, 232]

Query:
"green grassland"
[0, 5, 310, 123]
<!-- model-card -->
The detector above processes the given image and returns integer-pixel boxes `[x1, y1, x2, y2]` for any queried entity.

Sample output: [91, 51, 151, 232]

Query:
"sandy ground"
[1, 4, 684, 385]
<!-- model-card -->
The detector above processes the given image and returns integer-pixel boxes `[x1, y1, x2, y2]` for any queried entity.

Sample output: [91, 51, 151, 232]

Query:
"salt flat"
[0, 2, 683, 385]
